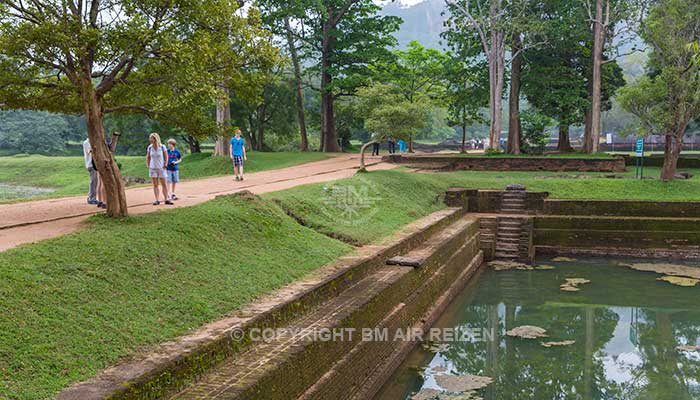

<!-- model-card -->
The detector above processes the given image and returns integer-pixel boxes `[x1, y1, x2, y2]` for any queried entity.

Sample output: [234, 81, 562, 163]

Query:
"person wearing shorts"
[230, 128, 247, 181]
[166, 138, 182, 200]
[146, 132, 173, 205]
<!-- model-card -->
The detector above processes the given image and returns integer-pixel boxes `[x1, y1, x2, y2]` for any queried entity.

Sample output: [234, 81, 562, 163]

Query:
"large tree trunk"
[214, 82, 231, 156]
[245, 114, 257, 150]
[587, 0, 606, 154]
[582, 107, 593, 153]
[557, 123, 574, 153]
[486, 1, 505, 151]
[320, 21, 340, 153]
[183, 135, 201, 153]
[507, 33, 522, 154]
[661, 133, 683, 181]
[83, 87, 128, 217]
[285, 18, 309, 152]
[461, 121, 467, 154]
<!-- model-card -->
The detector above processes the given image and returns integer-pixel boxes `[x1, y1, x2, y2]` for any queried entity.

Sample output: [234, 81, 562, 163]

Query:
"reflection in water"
[375, 258, 700, 400]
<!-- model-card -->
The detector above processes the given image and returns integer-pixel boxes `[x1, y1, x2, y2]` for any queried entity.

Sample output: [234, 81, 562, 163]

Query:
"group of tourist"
[371, 137, 406, 156]
[82, 128, 248, 208]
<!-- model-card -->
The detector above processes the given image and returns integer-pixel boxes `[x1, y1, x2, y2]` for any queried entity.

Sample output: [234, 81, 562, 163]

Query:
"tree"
[444, 0, 538, 151]
[230, 65, 297, 151]
[521, 0, 624, 152]
[373, 40, 449, 152]
[262, 0, 400, 152]
[355, 83, 428, 170]
[582, 0, 643, 153]
[618, 0, 700, 181]
[0, 0, 270, 216]
[443, 58, 487, 153]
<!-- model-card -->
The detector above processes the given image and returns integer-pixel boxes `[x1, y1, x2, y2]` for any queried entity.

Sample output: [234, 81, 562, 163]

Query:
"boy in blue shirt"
[166, 138, 182, 200]
[229, 128, 247, 181]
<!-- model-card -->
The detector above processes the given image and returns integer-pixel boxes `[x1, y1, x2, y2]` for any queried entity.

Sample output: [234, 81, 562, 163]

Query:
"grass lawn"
[0, 194, 352, 399]
[266, 171, 474, 245]
[0, 151, 329, 202]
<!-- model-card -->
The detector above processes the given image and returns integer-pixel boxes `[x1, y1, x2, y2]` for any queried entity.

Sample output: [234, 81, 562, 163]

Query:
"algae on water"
[560, 278, 591, 292]
[619, 262, 700, 280]
[552, 256, 576, 262]
[506, 325, 548, 339]
[541, 340, 576, 348]
[435, 374, 494, 392]
[657, 275, 700, 287]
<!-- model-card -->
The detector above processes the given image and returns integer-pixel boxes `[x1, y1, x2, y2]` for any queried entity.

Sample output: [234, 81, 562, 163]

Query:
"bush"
[520, 109, 551, 155]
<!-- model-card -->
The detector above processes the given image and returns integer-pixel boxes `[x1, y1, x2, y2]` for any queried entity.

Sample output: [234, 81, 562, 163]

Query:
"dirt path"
[0, 154, 395, 252]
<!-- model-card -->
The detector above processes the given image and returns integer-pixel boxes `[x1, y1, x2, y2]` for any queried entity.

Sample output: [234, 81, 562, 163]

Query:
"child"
[166, 138, 182, 200]
[229, 128, 247, 181]
[146, 132, 173, 205]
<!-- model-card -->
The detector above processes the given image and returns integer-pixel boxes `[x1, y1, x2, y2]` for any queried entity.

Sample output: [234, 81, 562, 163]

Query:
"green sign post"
[635, 138, 645, 179]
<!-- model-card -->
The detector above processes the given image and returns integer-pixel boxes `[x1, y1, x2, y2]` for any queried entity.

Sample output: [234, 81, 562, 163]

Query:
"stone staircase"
[495, 185, 528, 260]
[169, 216, 483, 400]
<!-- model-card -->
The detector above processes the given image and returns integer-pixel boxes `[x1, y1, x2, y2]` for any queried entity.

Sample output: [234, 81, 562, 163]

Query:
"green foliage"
[0, 194, 351, 399]
[619, 0, 700, 138]
[0, 110, 84, 155]
[0, 1, 279, 138]
[521, 0, 625, 127]
[356, 83, 429, 142]
[520, 109, 552, 155]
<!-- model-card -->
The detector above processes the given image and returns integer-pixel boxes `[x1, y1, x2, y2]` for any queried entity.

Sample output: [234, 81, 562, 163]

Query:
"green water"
[375, 258, 700, 400]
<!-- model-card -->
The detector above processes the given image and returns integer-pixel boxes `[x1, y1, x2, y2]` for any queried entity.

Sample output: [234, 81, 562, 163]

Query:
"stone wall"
[384, 154, 626, 172]
[621, 154, 700, 168]
[543, 199, 700, 217]
[534, 215, 700, 259]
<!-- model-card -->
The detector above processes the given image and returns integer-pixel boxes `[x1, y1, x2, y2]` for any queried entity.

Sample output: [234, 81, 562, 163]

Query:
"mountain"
[380, 0, 447, 49]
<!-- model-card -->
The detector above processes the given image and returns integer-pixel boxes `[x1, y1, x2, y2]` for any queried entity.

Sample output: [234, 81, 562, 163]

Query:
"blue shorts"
[166, 169, 179, 183]
[232, 155, 244, 167]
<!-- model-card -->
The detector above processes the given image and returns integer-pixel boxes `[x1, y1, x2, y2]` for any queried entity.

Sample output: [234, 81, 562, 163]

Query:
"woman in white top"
[146, 132, 173, 205]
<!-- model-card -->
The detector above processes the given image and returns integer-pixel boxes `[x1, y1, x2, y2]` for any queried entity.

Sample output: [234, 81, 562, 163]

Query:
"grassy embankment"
[0, 171, 467, 399]
[0, 151, 329, 201]
[3, 165, 700, 398]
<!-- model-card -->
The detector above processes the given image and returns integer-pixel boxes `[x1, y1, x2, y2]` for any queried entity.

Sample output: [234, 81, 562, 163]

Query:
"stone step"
[387, 217, 478, 269]
[304, 239, 484, 400]
[500, 210, 526, 215]
[495, 252, 519, 259]
[498, 237, 520, 244]
[171, 217, 480, 400]
[170, 266, 412, 400]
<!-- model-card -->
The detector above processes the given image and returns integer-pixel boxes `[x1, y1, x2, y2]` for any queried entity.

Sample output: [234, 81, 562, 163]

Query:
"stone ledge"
[383, 154, 626, 172]
[57, 207, 466, 400]
[535, 245, 700, 261]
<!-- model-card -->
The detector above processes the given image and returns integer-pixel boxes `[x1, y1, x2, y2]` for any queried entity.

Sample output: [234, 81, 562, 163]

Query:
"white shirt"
[147, 144, 167, 169]
[82, 139, 93, 169]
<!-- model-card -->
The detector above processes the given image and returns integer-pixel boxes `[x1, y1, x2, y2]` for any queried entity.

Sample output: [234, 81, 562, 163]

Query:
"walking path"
[0, 154, 395, 252]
